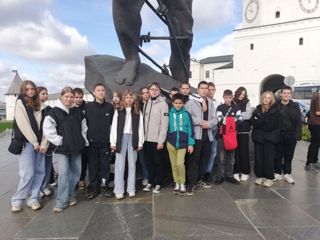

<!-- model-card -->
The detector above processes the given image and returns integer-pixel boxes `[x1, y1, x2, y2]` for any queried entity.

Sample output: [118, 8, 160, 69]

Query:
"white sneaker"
[128, 192, 135, 197]
[115, 193, 124, 200]
[142, 179, 149, 186]
[274, 173, 283, 181]
[26, 201, 41, 210]
[233, 174, 240, 182]
[254, 178, 264, 186]
[11, 204, 22, 212]
[240, 174, 249, 182]
[283, 174, 295, 184]
[40, 191, 44, 198]
[263, 179, 273, 187]
[173, 183, 179, 194]
[153, 185, 162, 194]
[43, 188, 52, 196]
[69, 199, 77, 206]
[180, 184, 186, 194]
[143, 184, 152, 192]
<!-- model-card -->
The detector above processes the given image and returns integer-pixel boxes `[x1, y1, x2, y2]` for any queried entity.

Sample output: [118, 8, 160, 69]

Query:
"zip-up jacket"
[167, 106, 195, 149]
[185, 97, 218, 141]
[144, 96, 169, 144]
[43, 99, 88, 154]
[85, 100, 114, 147]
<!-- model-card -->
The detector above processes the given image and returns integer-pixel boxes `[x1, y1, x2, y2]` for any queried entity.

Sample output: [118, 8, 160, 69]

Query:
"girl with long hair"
[110, 89, 144, 199]
[11, 80, 47, 212]
[251, 91, 280, 187]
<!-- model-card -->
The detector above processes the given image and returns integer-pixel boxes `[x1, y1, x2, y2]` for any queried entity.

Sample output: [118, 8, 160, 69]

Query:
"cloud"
[0, 0, 95, 64]
[192, 33, 234, 60]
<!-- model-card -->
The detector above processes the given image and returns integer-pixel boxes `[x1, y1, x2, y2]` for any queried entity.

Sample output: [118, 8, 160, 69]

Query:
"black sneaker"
[197, 180, 212, 189]
[214, 177, 225, 185]
[226, 177, 240, 185]
[87, 192, 98, 200]
[104, 188, 114, 198]
[186, 185, 196, 196]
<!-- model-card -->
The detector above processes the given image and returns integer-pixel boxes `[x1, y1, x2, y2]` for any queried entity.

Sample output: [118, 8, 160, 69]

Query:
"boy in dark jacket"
[215, 89, 242, 185]
[85, 83, 114, 200]
[274, 86, 302, 183]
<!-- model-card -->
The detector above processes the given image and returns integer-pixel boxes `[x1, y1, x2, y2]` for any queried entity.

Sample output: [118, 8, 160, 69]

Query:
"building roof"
[47, 88, 91, 100]
[200, 55, 233, 64]
[215, 61, 234, 70]
[5, 72, 22, 95]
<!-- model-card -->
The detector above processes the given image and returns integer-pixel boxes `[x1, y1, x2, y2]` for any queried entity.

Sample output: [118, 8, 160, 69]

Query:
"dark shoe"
[104, 188, 114, 198]
[226, 177, 240, 185]
[197, 180, 212, 189]
[87, 192, 98, 200]
[214, 177, 225, 185]
[186, 185, 196, 196]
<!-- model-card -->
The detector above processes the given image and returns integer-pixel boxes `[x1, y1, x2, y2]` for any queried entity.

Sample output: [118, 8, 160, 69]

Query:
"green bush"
[0, 121, 13, 133]
[302, 125, 311, 142]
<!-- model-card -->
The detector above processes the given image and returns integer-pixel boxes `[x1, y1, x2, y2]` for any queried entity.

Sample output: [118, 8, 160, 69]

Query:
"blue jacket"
[167, 107, 195, 149]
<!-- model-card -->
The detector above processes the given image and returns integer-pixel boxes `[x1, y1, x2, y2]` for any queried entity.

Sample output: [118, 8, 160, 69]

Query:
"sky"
[0, 0, 243, 101]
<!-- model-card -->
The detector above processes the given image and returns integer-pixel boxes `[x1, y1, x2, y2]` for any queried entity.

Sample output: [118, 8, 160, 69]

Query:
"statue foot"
[114, 60, 139, 85]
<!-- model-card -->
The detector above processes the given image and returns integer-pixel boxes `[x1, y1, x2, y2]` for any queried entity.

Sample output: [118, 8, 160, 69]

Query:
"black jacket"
[85, 100, 114, 147]
[278, 100, 302, 140]
[49, 106, 85, 154]
[251, 104, 280, 144]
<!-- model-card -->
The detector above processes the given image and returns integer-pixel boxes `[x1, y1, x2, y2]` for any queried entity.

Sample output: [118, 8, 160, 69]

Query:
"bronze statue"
[112, 0, 193, 86]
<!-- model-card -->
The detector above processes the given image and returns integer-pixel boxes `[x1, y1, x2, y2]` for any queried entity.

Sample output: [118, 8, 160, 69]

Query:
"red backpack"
[219, 109, 238, 151]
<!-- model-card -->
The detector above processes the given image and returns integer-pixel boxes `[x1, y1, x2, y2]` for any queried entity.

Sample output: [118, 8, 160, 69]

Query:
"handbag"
[8, 132, 24, 155]
[219, 107, 238, 151]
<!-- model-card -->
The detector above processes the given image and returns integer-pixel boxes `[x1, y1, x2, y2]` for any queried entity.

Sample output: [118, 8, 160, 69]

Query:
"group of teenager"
[10, 79, 320, 213]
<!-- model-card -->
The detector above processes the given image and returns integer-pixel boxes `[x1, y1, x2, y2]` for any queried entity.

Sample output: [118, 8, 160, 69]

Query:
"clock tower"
[242, 0, 320, 28]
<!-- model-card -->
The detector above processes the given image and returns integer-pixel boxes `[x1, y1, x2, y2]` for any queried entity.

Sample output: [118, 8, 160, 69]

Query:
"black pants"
[87, 146, 110, 192]
[80, 147, 89, 181]
[187, 139, 211, 187]
[254, 142, 276, 180]
[144, 141, 164, 186]
[234, 134, 250, 175]
[307, 125, 320, 165]
[274, 132, 297, 174]
[216, 138, 235, 178]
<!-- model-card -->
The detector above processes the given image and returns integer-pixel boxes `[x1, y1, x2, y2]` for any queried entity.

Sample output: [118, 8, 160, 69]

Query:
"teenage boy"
[167, 93, 195, 194]
[185, 81, 218, 195]
[143, 82, 169, 194]
[180, 81, 191, 103]
[138, 87, 150, 186]
[274, 86, 302, 183]
[205, 82, 221, 181]
[74, 88, 88, 190]
[85, 83, 114, 200]
[215, 89, 242, 185]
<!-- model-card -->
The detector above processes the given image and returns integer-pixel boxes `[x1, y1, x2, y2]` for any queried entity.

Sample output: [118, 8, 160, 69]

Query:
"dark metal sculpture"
[112, 0, 193, 86]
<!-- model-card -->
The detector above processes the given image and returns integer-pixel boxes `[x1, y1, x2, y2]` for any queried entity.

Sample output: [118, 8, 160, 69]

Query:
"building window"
[205, 70, 210, 78]
[189, 71, 192, 78]
[299, 38, 304, 45]
[275, 11, 280, 18]
[250, 43, 254, 50]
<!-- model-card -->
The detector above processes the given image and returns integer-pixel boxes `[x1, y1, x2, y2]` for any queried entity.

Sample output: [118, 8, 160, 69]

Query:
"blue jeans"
[41, 155, 53, 190]
[54, 153, 81, 209]
[11, 143, 45, 205]
[206, 129, 218, 174]
[114, 134, 137, 194]
[138, 147, 148, 180]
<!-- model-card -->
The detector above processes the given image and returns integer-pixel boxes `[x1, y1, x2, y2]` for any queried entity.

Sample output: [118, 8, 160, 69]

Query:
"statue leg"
[165, 0, 193, 82]
[112, 0, 144, 85]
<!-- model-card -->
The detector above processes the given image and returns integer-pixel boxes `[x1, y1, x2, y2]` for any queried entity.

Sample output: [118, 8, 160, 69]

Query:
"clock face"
[299, 0, 319, 13]
[245, 0, 260, 23]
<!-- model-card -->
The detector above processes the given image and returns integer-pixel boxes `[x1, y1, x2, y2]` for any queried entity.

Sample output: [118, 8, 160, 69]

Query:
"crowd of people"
[9, 79, 320, 213]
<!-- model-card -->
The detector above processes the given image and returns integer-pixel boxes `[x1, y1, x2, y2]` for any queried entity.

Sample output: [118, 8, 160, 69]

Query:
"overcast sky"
[0, 0, 242, 101]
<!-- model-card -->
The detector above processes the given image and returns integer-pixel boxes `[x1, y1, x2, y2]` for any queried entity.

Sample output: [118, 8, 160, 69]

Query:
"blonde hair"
[60, 87, 74, 97]
[260, 91, 276, 112]
[121, 89, 140, 114]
